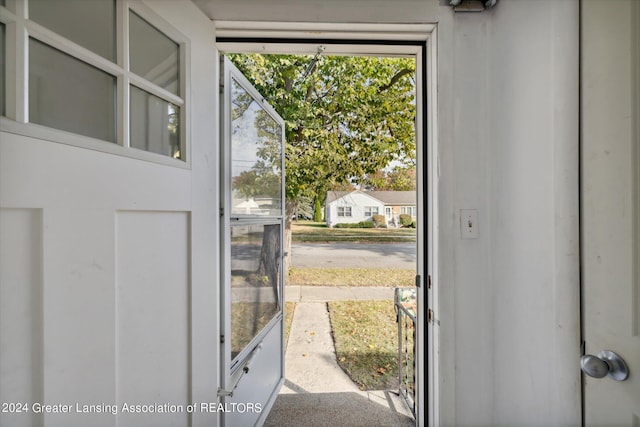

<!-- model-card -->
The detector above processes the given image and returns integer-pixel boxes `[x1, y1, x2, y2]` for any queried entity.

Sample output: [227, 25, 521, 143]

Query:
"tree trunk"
[284, 199, 297, 285]
[256, 224, 281, 293]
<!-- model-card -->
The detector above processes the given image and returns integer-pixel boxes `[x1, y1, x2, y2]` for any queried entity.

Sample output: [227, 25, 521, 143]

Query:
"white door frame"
[214, 22, 439, 427]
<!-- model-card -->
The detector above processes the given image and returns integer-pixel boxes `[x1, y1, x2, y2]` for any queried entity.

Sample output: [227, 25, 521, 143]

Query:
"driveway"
[290, 243, 416, 269]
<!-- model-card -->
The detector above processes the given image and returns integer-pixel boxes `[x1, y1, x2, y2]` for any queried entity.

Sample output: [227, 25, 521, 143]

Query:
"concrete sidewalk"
[264, 286, 414, 427]
[285, 285, 397, 302]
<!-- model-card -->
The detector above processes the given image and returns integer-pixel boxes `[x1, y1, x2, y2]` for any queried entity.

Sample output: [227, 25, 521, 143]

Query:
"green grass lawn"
[327, 300, 399, 391]
[292, 221, 416, 243]
[289, 267, 414, 287]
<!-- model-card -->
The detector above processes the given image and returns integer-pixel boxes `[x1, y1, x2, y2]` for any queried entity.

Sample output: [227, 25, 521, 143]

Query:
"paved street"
[290, 242, 416, 269]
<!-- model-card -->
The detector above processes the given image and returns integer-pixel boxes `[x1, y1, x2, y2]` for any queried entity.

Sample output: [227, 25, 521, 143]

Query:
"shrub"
[399, 214, 413, 227]
[334, 221, 374, 229]
[372, 214, 387, 228]
[410, 221, 417, 228]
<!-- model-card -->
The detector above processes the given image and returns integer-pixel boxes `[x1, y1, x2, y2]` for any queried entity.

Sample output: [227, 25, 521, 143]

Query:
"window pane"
[337, 207, 352, 217]
[130, 85, 181, 159]
[231, 78, 283, 216]
[129, 11, 179, 95]
[29, 39, 116, 142]
[29, 0, 115, 61]
[0, 23, 5, 116]
[365, 207, 378, 216]
[230, 224, 281, 361]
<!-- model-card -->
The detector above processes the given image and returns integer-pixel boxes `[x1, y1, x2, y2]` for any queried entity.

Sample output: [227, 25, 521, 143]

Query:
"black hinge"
[428, 275, 432, 289]
[219, 57, 226, 89]
[220, 207, 224, 217]
[415, 275, 421, 288]
[220, 335, 225, 344]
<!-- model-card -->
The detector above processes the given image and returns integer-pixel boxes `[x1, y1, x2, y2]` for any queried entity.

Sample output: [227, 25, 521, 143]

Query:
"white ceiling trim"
[214, 21, 433, 55]
[214, 21, 435, 38]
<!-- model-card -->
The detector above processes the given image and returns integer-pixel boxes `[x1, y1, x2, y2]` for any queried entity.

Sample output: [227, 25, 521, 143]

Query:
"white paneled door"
[0, 3, 220, 426]
[581, 0, 640, 424]
[0, 122, 195, 427]
[219, 56, 286, 426]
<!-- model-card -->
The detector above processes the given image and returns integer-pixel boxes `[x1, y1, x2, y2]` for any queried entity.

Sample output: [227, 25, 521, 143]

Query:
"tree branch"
[378, 68, 413, 93]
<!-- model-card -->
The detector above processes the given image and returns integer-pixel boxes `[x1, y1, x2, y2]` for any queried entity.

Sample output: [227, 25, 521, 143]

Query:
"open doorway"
[217, 29, 434, 427]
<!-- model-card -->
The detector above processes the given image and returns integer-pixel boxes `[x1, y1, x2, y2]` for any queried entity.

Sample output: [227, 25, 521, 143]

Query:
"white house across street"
[325, 190, 416, 228]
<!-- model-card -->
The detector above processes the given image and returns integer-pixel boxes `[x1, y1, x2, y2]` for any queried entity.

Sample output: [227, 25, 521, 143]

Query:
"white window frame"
[0, 0, 190, 168]
[401, 206, 416, 217]
[337, 206, 352, 217]
[364, 206, 379, 217]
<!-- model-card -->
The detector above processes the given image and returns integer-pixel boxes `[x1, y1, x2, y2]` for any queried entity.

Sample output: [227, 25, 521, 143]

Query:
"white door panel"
[116, 210, 191, 427]
[0, 207, 44, 427]
[0, 133, 194, 427]
[582, 0, 640, 424]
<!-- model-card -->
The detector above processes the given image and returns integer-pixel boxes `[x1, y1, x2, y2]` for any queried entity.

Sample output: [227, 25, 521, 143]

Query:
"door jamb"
[214, 23, 439, 427]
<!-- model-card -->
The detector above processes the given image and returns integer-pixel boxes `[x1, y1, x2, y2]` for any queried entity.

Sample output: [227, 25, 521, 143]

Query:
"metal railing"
[394, 287, 416, 418]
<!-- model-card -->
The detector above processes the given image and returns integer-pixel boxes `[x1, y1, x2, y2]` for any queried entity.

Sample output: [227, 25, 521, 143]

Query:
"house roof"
[326, 191, 353, 204]
[326, 190, 416, 206]
[368, 191, 416, 205]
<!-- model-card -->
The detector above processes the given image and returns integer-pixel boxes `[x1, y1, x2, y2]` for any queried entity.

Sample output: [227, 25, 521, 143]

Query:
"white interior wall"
[487, 2, 580, 424]
[199, 0, 581, 425]
[449, 2, 580, 424]
[448, 12, 494, 424]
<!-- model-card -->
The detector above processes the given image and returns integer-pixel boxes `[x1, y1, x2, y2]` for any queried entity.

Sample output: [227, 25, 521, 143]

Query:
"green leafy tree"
[364, 166, 416, 191]
[228, 53, 416, 260]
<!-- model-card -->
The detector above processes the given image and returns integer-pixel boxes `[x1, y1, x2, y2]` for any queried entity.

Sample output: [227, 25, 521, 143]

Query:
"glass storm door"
[219, 56, 286, 426]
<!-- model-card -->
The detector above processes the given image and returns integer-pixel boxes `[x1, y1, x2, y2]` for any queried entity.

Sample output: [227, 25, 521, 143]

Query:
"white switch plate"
[460, 209, 479, 239]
